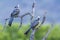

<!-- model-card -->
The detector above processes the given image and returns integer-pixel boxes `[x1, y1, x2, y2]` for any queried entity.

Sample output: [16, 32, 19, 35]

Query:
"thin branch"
[18, 12, 33, 30]
[30, 29, 36, 40]
[36, 13, 46, 30]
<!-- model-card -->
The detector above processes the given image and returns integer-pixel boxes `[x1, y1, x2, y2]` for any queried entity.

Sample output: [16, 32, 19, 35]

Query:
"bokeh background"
[0, 0, 60, 24]
[0, 0, 60, 40]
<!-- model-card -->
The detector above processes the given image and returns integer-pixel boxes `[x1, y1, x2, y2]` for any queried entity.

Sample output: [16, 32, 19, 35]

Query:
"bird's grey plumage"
[8, 5, 20, 26]
[24, 16, 40, 35]
[11, 8, 20, 17]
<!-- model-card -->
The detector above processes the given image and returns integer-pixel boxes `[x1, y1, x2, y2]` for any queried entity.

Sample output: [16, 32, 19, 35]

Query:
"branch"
[36, 12, 47, 30]
[18, 12, 33, 30]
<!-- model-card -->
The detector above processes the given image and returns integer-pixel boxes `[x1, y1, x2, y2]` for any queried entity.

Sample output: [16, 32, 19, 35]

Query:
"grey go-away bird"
[8, 4, 20, 26]
[24, 16, 40, 35]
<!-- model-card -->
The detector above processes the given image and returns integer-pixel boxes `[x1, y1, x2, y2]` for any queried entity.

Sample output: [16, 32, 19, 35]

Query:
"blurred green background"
[0, 23, 60, 40]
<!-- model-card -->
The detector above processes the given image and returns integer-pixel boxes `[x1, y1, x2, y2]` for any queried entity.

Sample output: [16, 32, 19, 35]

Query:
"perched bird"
[8, 4, 20, 26]
[24, 16, 40, 35]
[11, 4, 20, 17]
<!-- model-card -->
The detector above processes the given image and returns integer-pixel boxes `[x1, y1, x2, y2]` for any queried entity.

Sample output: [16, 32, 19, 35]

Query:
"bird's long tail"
[8, 17, 14, 26]
[24, 27, 31, 35]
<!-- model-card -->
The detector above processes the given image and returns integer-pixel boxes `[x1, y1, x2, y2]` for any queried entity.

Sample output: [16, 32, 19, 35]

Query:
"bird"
[8, 4, 20, 26]
[24, 16, 40, 35]
[11, 4, 20, 17]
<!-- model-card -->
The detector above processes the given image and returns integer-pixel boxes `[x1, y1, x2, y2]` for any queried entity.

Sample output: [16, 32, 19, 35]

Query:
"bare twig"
[2, 18, 9, 31]
[18, 12, 33, 30]
[30, 29, 36, 40]
[42, 22, 54, 40]
[42, 17, 55, 40]
[29, 0, 36, 40]
[36, 12, 47, 30]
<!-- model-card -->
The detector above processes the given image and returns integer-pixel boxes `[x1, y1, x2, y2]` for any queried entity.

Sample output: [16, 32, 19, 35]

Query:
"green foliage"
[0, 24, 60, 40]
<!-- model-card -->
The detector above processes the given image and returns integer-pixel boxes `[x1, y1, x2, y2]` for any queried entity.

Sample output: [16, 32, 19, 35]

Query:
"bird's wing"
[31, 20, 39, 28]
[11, 9, 20, 16]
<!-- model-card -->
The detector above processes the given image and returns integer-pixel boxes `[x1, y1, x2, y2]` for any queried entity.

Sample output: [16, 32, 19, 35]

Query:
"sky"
[0, 0, 60, 24]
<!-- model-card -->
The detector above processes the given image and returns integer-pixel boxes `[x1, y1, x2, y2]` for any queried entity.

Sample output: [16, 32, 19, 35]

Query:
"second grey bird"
[24, 16, 40, 35]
